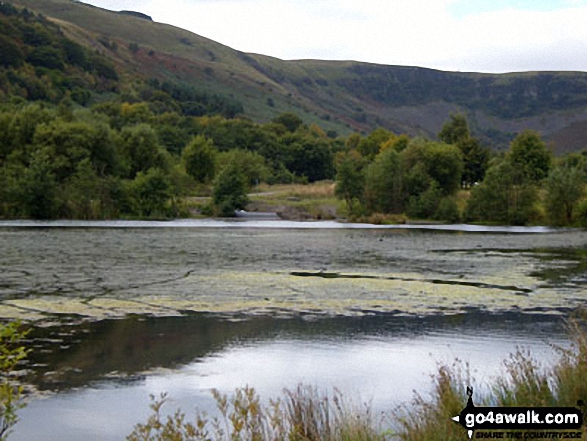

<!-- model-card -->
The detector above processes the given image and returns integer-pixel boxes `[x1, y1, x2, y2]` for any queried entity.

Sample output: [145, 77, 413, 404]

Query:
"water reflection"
[0, 218, 562, 232]
[26, 312, 567, 393]
[16, 312, 569, 441]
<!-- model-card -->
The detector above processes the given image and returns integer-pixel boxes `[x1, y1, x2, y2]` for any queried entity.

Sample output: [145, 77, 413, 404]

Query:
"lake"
[0, 220, 586, 439]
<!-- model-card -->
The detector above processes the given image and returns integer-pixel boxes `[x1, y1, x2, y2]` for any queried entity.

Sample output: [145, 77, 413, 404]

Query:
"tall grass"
[396, 313, 587, 441]
[128, 315, 587, 441]
[127, 385, 387, 441]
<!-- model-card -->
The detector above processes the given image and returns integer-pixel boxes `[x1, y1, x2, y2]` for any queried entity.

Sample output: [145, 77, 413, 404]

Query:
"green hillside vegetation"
[334, 114, 587, 226]
[10, 0, 587, 152]
[1, 2, 587, 225]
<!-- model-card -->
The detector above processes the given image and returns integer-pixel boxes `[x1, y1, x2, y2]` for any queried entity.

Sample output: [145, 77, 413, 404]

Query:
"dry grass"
[254, 182, 336, 200]
[395, 312, 587, 440]
[127, 385, 388, 441]
[249, 182, 342, 220]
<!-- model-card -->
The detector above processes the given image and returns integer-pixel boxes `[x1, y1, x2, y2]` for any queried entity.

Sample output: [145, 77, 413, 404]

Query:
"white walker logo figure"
[451, 387, 584, 439]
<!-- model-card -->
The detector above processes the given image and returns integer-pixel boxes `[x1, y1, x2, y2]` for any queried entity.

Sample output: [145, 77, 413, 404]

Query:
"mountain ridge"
[11, 0, 587, 152]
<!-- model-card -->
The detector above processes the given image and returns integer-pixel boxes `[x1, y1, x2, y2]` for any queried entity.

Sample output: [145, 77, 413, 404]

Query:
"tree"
[282, 135, 334, 182]
[216, 150, 269, 186]
[0, 34, 24, 68]
[32, 120, 119, 181]
[545, 165, 585, 225]
[465, 160, 538, 225]
[6, 104, 53, 151]
[120, 124, 168, 178]
[421, 142, 463, 195]
[182, 135, 217, 183]
[509, 130, 552, 182]
[17, 151, 60, 219]
[459, 137, 491, 186]
[364, 148, 403, 214]
[438, 113, 469, 145]
[0, 322, 30, 440]
[334, 150, 365, 214]
[62, 159, 102, 219]
[357, 127, 394, 159]
[26, 45, 64, 70]
[271, 112, 304, 133]
[407, 181, 441, 219]
[128, 167, 171, 217]
[212, 162, 249, 217]
[439, 114, 490, 187]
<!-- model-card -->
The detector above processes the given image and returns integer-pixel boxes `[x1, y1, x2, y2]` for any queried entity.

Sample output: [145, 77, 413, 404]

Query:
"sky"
[81, 0, 587, 73]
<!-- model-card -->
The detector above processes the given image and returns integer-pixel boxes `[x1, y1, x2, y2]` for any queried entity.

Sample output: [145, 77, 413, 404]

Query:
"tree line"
[1, 2, 586, 225]
[335, 114, 587, 226]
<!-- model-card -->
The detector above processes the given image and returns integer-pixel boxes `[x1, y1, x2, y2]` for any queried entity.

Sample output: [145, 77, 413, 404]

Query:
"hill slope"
[12, 0, 587, 152]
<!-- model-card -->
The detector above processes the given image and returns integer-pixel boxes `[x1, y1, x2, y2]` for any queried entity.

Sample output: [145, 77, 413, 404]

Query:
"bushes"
[465, 161, 538, 225]
[0, 322, 30, 440]
[0, 34, 24, 68]
[212, 162, 249, 217]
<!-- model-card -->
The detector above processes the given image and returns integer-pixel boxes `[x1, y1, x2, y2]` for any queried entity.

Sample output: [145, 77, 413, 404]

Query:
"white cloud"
[82, 0, 587, 73]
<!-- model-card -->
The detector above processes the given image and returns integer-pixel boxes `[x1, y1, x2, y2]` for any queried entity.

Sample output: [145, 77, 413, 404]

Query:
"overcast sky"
[81, 0, 587, 73]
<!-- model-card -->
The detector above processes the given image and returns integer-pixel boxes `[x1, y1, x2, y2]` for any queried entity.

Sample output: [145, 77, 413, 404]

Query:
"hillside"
[11, 0, 587, 152]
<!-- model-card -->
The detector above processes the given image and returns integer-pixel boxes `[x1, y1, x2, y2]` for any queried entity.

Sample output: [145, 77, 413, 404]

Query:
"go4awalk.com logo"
[451, 388, 584, 439]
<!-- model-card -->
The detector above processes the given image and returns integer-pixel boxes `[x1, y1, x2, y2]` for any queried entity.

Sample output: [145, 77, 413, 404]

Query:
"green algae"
[1, 227, 586, 324]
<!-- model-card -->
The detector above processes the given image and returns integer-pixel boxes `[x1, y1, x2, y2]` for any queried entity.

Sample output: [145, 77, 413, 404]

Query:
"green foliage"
[182, 136, 217, 183]
[282, 134, 334, 182]
[0, 34, 25, 68]
[120, 123, 169, 178]
[421, 142, 463, 195]
[334, 150, 365, 214]
[217, 149, 270, 186]
[0, 321, 30, 441]
[61, 38, 87, 67]
[403, 162, 432, 198]
[364, 147, 403, 214]
[509, 130, 552, 182]
[32, 120, 119, 180]
[15, 150, 60, 219]
[575, 200, 587, 228]
[127, 167, 171, 217]
[357, 127, 393, 159]
[26, 45, 64, 70]
[4, 104, 53, 154]
[438, 113, 469, 145]
[407, 181, 441, 219]
[212, 162, 249, 216]
[439, 114, 490, 187]
[545, 165, 585, 225]
[434, 196, 460, 223]
[465, 160, 538, 225]
[272, 112, 304, 133]
[459, 137, 490, 186]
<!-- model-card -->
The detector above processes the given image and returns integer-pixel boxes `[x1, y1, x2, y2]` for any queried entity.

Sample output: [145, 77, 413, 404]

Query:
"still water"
[0, 221, 586, 440]
[14, 313, 570, 441]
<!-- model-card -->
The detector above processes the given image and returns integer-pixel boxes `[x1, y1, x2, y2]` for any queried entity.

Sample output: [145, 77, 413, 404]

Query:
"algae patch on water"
[1, 268, 582, 323]
[2, 228, 586, 323]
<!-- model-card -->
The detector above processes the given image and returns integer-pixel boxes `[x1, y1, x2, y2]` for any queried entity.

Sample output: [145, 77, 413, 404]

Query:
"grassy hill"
[12, 0, 587, 152]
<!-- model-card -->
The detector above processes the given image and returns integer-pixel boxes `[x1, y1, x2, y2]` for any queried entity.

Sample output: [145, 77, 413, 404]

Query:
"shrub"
[212, 162, 249, 217]
[0, 321, 30, 439]
[434, 197, 460, 223]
